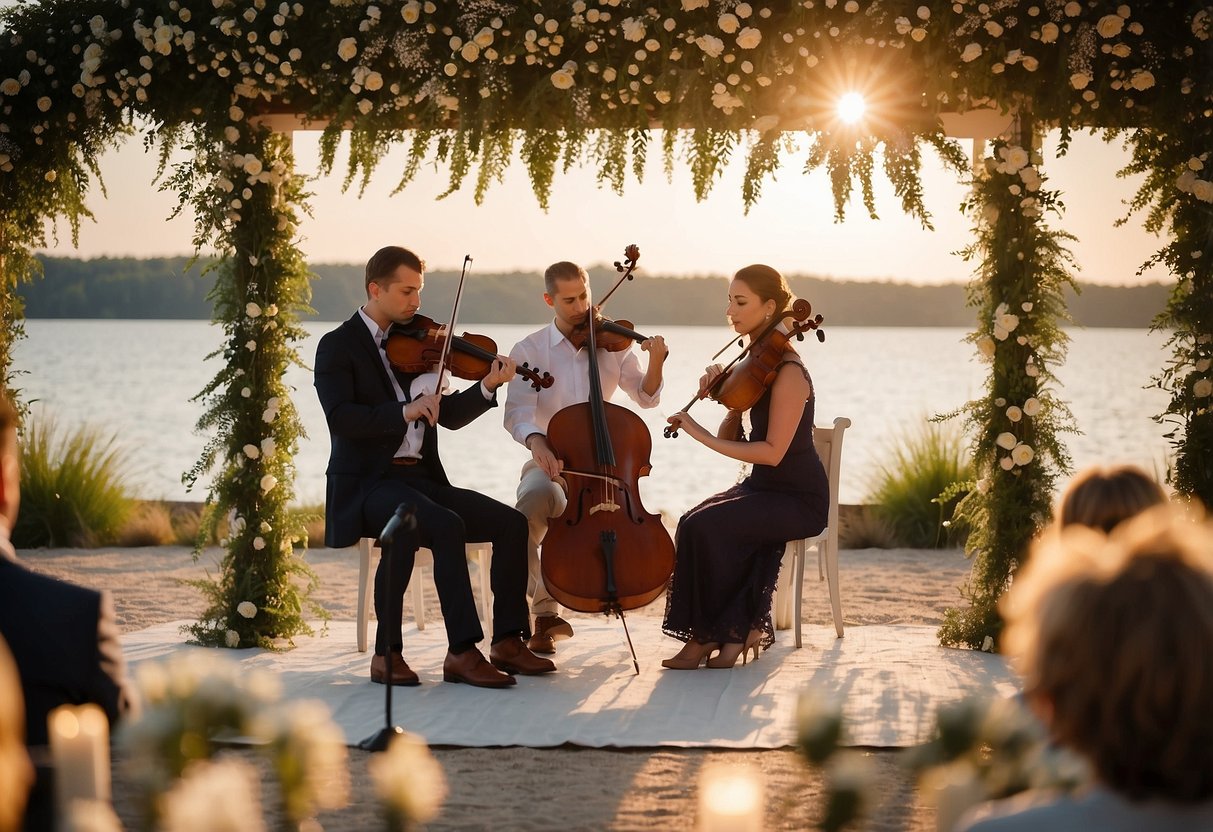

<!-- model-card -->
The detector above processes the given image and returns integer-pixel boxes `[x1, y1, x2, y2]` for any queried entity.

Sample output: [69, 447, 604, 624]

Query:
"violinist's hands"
[699, 363, 725, 394]
[667, 411, 705, 441]
[482, 355, 517, 392]
[527, 434, 564, 481]
[405, 392, 442, 426]
[641, 335, 668, 365]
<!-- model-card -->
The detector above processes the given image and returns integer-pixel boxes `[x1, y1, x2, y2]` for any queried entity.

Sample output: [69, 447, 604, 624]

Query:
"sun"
[836, 91, 867, 124]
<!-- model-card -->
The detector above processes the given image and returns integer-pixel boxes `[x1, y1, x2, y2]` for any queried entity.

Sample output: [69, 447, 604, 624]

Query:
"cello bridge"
[589, 501, 620, 515]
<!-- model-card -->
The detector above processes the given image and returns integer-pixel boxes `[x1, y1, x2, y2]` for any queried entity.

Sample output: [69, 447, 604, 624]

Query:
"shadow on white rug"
[121, 618, 1016, 749]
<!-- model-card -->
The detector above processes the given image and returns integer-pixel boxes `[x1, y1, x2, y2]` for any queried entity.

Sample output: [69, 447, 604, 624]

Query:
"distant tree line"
[19, 256, 1170, 328]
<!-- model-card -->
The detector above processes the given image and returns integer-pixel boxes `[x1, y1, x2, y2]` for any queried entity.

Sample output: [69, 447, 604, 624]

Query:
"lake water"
[12, 320, 1174, 514]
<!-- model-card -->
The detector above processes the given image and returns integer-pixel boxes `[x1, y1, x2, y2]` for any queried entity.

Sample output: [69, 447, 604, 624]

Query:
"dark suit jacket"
[314, 312, 498, 548]
[0, 555, 134, 747]
[0, 549, 138, 831]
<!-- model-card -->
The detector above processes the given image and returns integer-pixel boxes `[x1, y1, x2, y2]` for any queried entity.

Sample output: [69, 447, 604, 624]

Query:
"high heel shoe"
[661, 640, 721, 670]
[706, 630, 764, 669]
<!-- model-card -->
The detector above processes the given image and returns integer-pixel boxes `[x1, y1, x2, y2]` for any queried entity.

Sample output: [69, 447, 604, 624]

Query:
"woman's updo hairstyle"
[734, 264, 793, 315]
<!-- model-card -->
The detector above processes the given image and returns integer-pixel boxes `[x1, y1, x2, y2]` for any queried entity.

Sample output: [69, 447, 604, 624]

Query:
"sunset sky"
[42, 127, 1167, 286]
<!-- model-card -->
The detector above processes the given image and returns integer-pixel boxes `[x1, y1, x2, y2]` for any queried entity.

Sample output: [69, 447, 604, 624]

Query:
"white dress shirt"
[504, 321, 661, 447]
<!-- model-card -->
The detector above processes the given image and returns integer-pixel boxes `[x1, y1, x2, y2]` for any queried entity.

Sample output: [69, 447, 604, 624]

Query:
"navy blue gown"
[662, 359, 829, 648]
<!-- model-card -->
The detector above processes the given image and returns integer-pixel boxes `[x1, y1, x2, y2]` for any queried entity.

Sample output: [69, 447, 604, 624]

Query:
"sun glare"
[837, 91, 867, 124]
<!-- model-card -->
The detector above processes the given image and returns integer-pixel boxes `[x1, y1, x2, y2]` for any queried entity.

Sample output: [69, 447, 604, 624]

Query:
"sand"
[19, 544, 977, 831]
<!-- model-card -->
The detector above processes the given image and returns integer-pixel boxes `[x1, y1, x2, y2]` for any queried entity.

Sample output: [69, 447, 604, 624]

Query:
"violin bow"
[433, 254, 472, 390]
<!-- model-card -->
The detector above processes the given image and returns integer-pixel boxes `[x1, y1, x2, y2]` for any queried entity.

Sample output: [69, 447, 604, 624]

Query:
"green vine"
[940, 120, 1079, 649]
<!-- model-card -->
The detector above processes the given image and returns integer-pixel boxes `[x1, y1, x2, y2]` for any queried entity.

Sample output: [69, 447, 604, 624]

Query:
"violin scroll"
[613, 244, 640, 276]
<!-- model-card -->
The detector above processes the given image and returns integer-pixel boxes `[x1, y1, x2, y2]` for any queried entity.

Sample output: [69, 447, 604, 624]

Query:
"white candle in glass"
[697, 761, 764, 832]
[48, 704, 111, 816]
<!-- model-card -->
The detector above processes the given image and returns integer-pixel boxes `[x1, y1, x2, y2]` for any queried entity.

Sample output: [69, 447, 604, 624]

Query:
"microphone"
[378, 503, 416, 546]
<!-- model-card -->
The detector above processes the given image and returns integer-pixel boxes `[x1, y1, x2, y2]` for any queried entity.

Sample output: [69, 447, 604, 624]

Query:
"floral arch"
[1, 0, 1209, 648]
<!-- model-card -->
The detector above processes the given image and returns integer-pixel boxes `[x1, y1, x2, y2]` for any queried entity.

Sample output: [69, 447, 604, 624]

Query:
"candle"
[697, 761, 764, 832]
[48, 704, 111, 820]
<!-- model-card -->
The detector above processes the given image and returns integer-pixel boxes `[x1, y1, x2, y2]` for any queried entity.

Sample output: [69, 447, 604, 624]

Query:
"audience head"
[0, 395, 18, 534]
[1003, 506, 1213, 802]
[0, 635, 32, 832]
[1057, 464, 1166, 533]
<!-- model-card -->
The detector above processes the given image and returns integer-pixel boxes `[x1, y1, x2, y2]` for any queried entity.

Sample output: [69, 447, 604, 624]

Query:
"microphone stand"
[359, 503, 416, 752]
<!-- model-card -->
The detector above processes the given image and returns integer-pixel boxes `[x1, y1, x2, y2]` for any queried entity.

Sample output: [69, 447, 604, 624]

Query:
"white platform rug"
[121, 618, 1016, 749]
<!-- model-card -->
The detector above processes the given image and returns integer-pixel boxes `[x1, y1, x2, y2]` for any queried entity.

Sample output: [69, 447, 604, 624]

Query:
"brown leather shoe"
[526, 614, 575, 654]
[442, 647, 516, 688]
[490, 635, 557, 675]
[370, 652, 420, 686]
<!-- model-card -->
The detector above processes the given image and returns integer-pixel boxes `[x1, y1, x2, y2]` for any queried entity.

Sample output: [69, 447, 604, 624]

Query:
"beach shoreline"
[20, 544, 974, 831]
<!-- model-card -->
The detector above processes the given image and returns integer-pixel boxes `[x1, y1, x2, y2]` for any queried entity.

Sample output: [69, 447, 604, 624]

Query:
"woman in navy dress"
[661, 264, 829, 669]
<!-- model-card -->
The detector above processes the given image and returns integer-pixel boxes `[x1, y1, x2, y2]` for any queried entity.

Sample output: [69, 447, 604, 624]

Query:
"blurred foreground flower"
[159, 759, 265, 832]
[370, 731, 448, 832]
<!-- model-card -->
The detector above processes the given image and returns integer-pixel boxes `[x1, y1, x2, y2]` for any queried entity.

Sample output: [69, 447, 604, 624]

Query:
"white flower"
[1064, 1, 1082, 15]
[621, 17, 646, 41]
[751, 114, 779, 132]
[976, 335, 996, 360]
[1025, 362, 1040, 377]
[245, 340, 257, 351]
[1022, 397, 1042, 416]
[265, 304, 279, 317]
[401, 1, 420, 23]
[337, 37, 358, 61]
[1130, 70, 1155, 91]
[984, 21, 1004, 37]
[1096, 14, 1125, 38]
[695, 34, 725, 58]
[370, 732, 448, 824]
[1001, 146, 1030, 173]
[237, 601, 258, 619]
[224, 630, 241, 648]
[261, 437, 277, 456]
[243, 444, 261, 459]
[241, 387, 251, 398]
[44, 171, 57, 183]
[995, 432, 1018, 450]
[1, 78, 22, 96]
[242, 157, 263, 176]
[1011, 443, 1035, 466]
[961, 43, 982, 62]
[1196, 358, 1212, 372]
[246, 302, 262, 318]
[1193, 180, 1213, 203]
[718, 13, 739, 33]
[1000, 456, 1015, 471]
[460, 42, 480, 62]
[654, 90, 672, 104]
[681, 0, 709, 9]
[253, 536, 266, 550]
[1040, 22, 1059, 42]
[894, 16, 912, 34]
[736, 27, 762, 49]
[1006, 406, 1023, 423]
[160, 758, 265, 832]
[550, 68, 575, 89]
[1194, 378, 1213, 398]
[1070, 72, 1091, 89]
[260, 474, 278, 493]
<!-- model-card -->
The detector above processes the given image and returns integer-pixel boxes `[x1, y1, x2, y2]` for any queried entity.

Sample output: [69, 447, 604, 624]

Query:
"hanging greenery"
[1, 1, 1210, 647]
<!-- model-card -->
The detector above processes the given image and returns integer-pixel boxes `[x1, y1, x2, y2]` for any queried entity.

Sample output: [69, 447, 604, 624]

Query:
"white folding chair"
[774, 416, 850, 647]
[355, 537, 493, 653]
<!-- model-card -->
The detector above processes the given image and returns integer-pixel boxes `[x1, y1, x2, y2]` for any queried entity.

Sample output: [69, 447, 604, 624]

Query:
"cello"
[539, 244, 675, 672]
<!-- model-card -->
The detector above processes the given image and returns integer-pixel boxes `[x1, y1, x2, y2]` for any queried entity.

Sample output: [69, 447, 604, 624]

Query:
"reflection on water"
[13, 320, 1172, 513]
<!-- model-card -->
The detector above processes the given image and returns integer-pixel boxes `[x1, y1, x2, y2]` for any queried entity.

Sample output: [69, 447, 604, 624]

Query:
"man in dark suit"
[315, 245, 556, 688]
[0, 394, 139, 831]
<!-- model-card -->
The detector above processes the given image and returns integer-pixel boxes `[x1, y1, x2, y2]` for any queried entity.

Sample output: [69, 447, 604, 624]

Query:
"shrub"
[866, 420, 974, 549]
[14, 413, 133, 547]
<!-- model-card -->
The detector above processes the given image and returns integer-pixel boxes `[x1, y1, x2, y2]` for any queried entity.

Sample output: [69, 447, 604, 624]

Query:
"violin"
[384, 314, 555, 391]
[565, 243, 667, 355]
[664, 298, 825, 439]
[539, 243, 675, 673]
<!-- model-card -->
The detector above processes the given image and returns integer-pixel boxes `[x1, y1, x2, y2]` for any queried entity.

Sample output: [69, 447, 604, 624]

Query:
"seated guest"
[0, 395, 140, 830]
[1056, 464, 1166, 533]
[957, 506, 1213, 831]
[0, 635, 33, 832]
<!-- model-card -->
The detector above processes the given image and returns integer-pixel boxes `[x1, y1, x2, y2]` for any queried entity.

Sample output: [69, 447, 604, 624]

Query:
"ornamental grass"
[14, 413, 133, 548]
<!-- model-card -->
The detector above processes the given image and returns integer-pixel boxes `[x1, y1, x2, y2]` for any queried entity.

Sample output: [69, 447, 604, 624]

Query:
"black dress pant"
[363, 465, 530, 655]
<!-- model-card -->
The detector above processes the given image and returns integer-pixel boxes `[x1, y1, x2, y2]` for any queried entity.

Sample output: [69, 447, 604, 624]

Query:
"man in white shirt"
[504, 261, 668, 653]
